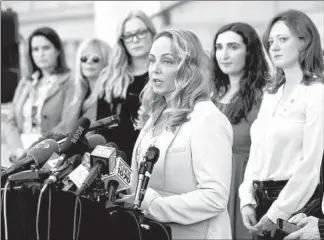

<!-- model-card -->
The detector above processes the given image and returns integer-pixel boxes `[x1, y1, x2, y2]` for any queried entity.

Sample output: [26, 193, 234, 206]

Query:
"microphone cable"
[3, 181, 10, 240]
[73, 195, 82, 240]
[36, 184, 52, 240]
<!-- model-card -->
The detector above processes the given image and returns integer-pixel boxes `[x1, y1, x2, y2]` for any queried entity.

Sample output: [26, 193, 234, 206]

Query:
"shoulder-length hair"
[71, 38, 112, 110]
[136, 29, 214, 131]
[26, 26, 69, 80]
[263, 9, 324, 93]
[84, 9, 157, 109]
[211, 22, 270, 124]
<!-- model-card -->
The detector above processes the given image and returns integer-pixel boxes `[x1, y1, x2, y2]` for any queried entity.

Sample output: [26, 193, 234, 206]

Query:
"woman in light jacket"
[118, 29, 233, 239]
[4, 27, 74, 161]
[65, 38, 112, 131]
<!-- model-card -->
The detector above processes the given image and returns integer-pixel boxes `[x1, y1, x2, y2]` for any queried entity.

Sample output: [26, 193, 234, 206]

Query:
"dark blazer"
[4, 71, 75, 150]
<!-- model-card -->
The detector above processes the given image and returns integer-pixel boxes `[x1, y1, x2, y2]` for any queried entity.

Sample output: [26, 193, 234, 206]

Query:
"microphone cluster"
[1, 116, 123, 201]
[1, 114, 161, 211]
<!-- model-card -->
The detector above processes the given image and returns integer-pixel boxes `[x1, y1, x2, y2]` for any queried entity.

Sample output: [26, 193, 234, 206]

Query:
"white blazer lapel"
[130, 109, 182, 192]
[149, 125, 181, 189]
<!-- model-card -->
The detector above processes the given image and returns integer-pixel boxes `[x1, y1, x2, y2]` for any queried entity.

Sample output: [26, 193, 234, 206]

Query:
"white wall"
[94, 1, 161, 47]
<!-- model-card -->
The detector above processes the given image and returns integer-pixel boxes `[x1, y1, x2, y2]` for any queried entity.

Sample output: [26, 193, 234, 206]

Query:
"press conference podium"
[1, 188, 172, 240]
[1, 189, 110, 240]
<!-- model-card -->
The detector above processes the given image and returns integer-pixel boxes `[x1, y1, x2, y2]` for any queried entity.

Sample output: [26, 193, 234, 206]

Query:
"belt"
[253, 180, 288, 188]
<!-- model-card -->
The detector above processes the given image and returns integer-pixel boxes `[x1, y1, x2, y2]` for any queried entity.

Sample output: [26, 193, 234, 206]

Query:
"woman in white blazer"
[117, 29, 233, 239]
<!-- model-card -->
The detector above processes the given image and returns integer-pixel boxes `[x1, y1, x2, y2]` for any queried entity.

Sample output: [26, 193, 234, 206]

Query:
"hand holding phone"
[277, 218, 302, 234]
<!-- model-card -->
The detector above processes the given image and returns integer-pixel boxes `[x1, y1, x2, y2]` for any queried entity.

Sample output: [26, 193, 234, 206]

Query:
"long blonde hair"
[84, 9, 157, 109]
[136, 29, 214, 131]
[71, 38, 111, 110]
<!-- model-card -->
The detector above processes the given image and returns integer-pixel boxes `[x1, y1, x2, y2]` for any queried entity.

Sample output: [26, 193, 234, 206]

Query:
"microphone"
[1, 139, 59, 181]
[75, 144, 116, 196]
[43, 134, 107, 186]
[14, 132, 67, 163]
[88, 115, 120, 132]
[53, 117, 91, 168]
[133, 146, 159, 209]
[42, 134, 107, 172]
[133, 160, 147, 208]
[102, 150, 132, 205]
[8, 170, 50, 183]
[61, 153, 91, 192]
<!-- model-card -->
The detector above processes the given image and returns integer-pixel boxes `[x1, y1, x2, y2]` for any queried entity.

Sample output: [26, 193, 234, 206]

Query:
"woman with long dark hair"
[211, 22, 270, 239]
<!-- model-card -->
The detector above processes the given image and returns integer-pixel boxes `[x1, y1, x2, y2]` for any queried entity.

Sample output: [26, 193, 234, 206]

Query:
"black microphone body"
[74, 145, 116, 196]
[44, 154, 82, 185]
[88, 115, 120, 132]
[53, 117, 91, 168]
[103, 154, 132, 210]
[43, 134, 107, 188]
[104, 151, 130, 203]
[134, 146, 160, 209]
[8, 170, 50, 183]
[75, 163, 104, 196]
[1, 139, 59, 182]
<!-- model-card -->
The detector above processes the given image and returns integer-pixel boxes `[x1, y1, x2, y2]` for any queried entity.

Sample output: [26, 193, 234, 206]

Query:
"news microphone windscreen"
[60, 117, 91, 154]
[146, 146, 160, 164]
[87, 134, 107, 150]
[90, 145, 116, 172]
[105, 142, 118, 150]
[27, 139, 59, 168]
[88, 115, 120, 131]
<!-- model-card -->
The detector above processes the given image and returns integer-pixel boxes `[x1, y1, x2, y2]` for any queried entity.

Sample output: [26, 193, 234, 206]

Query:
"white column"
[93, 1, 161, 47]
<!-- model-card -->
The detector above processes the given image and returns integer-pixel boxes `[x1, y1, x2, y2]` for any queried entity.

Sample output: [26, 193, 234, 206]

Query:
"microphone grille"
[146, 146, 160, 163]
[28, 139, 60, 167]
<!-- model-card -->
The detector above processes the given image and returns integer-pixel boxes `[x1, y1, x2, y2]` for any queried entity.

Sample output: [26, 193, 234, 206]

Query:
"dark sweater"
[95, 72, 149, 166]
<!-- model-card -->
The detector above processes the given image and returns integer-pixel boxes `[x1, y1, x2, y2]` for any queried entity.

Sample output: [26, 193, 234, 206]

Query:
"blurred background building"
[1, 1, 323, 164]
[2, 1, 323, 77]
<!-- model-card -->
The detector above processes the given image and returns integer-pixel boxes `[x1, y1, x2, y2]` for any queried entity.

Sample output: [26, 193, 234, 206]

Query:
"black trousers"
[252, 180, 321, 240]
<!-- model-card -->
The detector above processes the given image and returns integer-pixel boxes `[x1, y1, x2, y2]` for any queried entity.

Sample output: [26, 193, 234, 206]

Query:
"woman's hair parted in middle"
[83, 9, 157, 109]
[211, 22, 270, 124]
[71, 38, 112, 110]
[136, 29, 214, 131]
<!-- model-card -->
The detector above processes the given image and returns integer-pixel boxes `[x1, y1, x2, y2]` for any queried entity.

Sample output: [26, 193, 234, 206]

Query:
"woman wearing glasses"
[4, 27, 73, 162]
[85, 9, 157, 165]
[65, 38, 112, 131]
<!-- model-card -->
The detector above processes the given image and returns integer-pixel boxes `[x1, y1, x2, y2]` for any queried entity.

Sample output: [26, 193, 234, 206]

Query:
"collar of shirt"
[31, 71, 56, 87]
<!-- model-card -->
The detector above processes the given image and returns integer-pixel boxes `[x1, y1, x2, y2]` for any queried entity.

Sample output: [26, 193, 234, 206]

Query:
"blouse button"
[43, 115, 48, 119]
